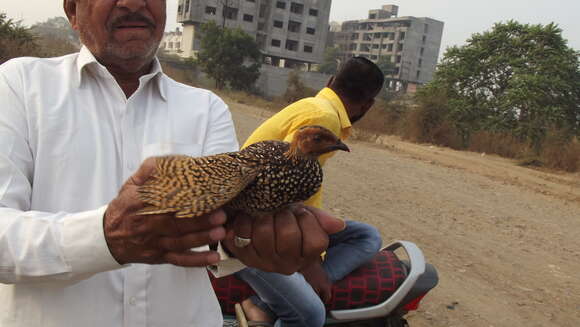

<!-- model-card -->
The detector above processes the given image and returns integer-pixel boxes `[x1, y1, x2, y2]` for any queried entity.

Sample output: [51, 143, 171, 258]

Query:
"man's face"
[66, 0, 166, 71]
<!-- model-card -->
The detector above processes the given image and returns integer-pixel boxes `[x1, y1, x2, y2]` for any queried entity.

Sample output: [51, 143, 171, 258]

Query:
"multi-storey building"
[334, 5, 444, 89]
[176, 0, 332, 67]
[160, 28, 184, 56]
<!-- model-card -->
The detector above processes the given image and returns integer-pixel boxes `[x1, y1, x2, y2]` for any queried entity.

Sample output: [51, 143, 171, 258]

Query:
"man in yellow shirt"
[236, 57, 385, 327]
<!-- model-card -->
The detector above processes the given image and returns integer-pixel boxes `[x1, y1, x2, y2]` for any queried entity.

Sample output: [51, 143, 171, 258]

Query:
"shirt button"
[129, 297, 137, 306]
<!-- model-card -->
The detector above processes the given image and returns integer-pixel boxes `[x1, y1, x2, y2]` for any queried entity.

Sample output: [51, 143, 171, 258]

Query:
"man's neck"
[101, 58, 154, 98]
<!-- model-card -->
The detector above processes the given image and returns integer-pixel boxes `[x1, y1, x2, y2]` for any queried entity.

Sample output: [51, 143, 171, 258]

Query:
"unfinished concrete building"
[176, 0, 332, 68]
[334, 5, 444, 90]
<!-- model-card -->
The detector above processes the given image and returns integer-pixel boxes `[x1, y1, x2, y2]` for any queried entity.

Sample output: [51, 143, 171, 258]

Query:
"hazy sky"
[3, 0, 579, 53]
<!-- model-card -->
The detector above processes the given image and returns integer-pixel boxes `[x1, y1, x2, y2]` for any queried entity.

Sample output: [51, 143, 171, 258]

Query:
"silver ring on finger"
[234, 236, 252, 248]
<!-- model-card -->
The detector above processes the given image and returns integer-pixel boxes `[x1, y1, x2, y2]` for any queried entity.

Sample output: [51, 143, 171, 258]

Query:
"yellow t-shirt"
[243, 87, 352, 208]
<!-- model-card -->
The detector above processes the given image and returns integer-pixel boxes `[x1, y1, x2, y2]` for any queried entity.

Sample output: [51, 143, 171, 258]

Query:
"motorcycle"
[211, 240, 438, 327]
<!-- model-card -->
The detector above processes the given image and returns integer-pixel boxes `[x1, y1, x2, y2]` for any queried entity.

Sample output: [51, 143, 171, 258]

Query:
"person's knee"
[299, 299, 326, 327]
[358, 223, 383, 253]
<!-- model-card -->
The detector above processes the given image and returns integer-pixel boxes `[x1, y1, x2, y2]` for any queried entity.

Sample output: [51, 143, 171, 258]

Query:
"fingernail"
[208, 252, 220, 264]
[209, 227, 226, 241]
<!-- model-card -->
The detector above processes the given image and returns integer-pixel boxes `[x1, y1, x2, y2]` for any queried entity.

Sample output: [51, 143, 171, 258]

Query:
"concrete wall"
[256, 65, 332, 98]
[160, 57, 332, 99]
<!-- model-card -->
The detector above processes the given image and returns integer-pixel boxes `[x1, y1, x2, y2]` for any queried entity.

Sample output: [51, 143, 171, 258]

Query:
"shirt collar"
[316, 88, 352, 131]
[75, 45, 167, 101]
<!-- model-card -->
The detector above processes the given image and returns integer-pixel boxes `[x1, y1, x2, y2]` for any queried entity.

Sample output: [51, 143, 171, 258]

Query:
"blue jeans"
[235, 220, 382, 327]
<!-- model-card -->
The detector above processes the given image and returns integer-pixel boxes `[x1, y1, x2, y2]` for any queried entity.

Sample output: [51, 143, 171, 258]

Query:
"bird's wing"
[137, 154, 259, 218]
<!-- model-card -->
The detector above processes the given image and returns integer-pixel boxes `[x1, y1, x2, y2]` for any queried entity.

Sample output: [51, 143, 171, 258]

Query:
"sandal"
[234, 303, 274, 327]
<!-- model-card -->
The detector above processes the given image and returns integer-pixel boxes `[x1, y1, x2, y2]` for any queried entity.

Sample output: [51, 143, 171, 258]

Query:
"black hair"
[331, 56, 385, 103]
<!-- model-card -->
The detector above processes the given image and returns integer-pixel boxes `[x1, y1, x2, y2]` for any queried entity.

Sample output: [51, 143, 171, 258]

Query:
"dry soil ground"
[227, 100, 580, 327]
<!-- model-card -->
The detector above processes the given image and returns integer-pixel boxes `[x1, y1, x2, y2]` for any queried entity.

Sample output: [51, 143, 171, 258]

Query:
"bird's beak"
[332, 140, 350, 152]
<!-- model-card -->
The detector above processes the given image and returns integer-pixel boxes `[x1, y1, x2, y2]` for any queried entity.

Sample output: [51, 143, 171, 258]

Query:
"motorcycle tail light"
[403, 294, 426, 311]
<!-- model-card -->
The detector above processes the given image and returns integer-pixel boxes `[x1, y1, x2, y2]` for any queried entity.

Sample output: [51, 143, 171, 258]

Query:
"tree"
[30, 16, 80, 47]
[197, 21, 261, 90]
[317, 47, 340, 74]
[427, 21, 580, 150]
[0, 13, 37, 64]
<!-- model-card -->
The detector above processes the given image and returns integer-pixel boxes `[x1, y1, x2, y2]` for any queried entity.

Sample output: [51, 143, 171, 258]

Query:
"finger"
[131, 157, 158, 186]
[232, 212, 253, 238]
[251, 213, 276, 259]
[322, 287, 332, 304]
[273, 209, 302, 260]
[295, 208, 329, 263]
[164, 210, 227, 236]
[163, 250, 221, 267]
[304, 206, 346, 235]
[223, 229, 268, 270]
[158, 227, 226, 252]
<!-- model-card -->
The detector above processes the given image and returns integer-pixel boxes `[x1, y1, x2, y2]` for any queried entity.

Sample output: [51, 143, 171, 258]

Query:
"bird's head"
[286, 125, 350, 159]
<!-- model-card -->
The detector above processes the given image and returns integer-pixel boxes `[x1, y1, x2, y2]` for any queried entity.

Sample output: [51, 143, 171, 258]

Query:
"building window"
[394, 67, 400, 75]
[178, 5, 183, 14]
[351, 33, 359, 40]
[371, 55, 378, 60]
[416, 70, 421, 79]
[224, 7, 238, 20]
[168, 42, 174, 49]
[396, 55, 401, 63]
[258, 22, 265, 31]
[363, 33, 372, 41]
[259, 4, 267, 17]
[246, 0, 255, 2]
[349, 43, 358, 51]
[286, 39, 298, 51]
[387, 44, 394, 52]
[273, 20, 283, 28]
[185, 0, 190, 12]
[399, 32, 406, 40]
[288, 20, 301, 33]
[243, 14, 254, 22]
[420, 47, 425, 56]
[309, 8, 318, 16]
[304, 45, 313, 53]
[276, 1, 286, 9]
[397, 43, 403, 51]
[271, 39, 281, 47]
[176, 42, 181, 49]
[360, 44, 370, 52]
[369, 13, 377, 19]
[290, 3, 304, 14]
[424, 24, 429, 33]
[205, 6, 216, 15]
[418, 59, 422, 67]
[306, 27, 315, 35]
[372, 44, 379, 49]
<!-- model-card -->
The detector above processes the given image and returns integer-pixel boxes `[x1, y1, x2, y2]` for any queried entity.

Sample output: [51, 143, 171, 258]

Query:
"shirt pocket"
[141, 143, 203, 161]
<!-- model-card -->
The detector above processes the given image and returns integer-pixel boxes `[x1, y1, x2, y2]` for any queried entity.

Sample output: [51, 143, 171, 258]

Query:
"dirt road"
[227, 100, 580, 327]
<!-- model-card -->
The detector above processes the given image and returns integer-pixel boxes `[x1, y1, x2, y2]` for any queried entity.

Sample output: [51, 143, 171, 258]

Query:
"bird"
[136, 125, 350, 218]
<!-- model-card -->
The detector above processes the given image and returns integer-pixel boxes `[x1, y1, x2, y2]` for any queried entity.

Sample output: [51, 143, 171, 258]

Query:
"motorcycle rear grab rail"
[328, 240, 426, 321]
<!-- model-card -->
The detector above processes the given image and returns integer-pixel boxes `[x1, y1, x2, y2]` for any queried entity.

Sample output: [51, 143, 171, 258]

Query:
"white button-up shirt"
[0, 47, 240, 326]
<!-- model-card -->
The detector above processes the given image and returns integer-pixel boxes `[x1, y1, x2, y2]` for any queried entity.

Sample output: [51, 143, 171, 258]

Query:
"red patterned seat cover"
[209, 250, 407, 315]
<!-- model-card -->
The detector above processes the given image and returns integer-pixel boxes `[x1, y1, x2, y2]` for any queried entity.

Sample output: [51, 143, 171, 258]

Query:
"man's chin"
[107, 42, 158, 61]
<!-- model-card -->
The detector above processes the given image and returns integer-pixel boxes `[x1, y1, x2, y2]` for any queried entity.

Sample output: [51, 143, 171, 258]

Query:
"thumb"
[304, 206, 346, 235]
[131, 157, 158, 186]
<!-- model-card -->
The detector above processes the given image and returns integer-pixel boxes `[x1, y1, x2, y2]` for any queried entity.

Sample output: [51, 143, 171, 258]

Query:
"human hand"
[222, 205, 345, 275]
[103, 158, 227, 267]
[300, 259, 332, 303]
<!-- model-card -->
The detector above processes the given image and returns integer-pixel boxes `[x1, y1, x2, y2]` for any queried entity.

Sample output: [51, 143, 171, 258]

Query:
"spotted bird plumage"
[137, 125, 350, 218]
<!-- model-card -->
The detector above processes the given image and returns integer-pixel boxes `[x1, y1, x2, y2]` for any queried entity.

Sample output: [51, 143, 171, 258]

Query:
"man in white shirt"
[0, 1, 345, 326]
